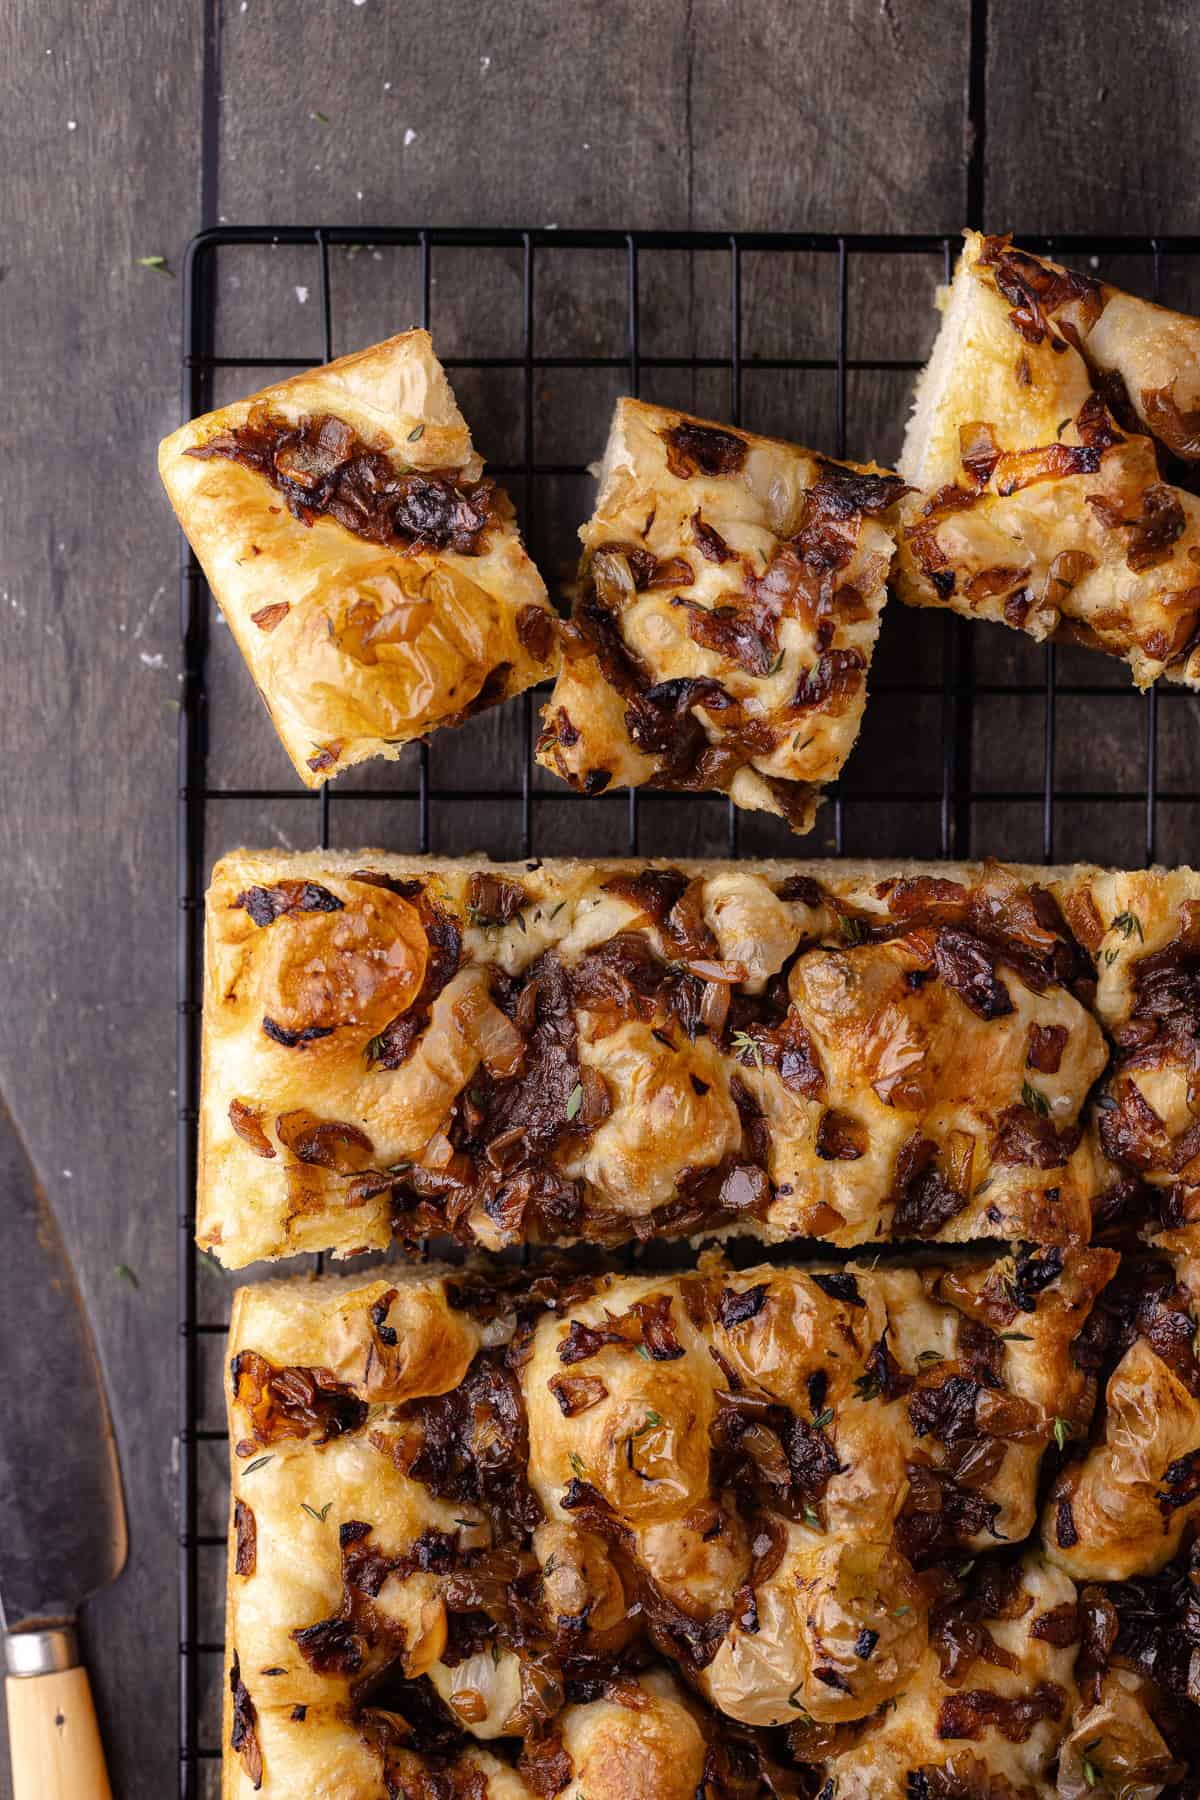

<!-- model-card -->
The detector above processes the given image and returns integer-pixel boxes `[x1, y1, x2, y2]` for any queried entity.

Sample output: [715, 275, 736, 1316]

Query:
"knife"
[0, 1092, 127, 1800]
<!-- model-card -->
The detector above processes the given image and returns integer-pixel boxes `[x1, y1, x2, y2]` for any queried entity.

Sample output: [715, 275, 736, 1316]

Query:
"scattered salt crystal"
[140, 651, 165, 670]
[404, 127, 417, 146]
[295, 284, 309, 303]
[67, 119, 77, 131]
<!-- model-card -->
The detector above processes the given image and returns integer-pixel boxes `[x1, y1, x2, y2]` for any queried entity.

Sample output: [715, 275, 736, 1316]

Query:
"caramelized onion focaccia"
[200, 850, 1200, 1268]
[158, 331, 558, 788]
[535, 398, 906, 832]
[1041, 1247, 1200, 1583]
[896, 232, 1200, 687]
[223, 1250, 1116, 1798]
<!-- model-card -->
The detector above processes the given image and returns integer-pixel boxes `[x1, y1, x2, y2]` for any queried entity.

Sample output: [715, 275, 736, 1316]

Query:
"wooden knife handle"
[5, 1629, 111, 1800]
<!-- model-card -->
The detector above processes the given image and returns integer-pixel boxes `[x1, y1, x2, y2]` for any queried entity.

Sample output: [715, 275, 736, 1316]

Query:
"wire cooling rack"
[175, 226, 1200, 1794]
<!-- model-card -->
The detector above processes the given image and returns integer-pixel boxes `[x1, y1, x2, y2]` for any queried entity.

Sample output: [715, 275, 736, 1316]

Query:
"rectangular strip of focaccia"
[895, 232, 1200, 688]
[535, 397, 907, 832]
[158, 330, 558, 788]
[223, 1248, 1122, 1799]
[201, 851, 1200, 1268]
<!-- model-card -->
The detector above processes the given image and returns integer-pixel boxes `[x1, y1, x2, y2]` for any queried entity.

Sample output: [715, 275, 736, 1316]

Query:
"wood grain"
[986, 0, 1200, 232]
[1, 2, 1199, 1796]
[5, 1670, 111, 1800]
[0, 4, 201, 1797]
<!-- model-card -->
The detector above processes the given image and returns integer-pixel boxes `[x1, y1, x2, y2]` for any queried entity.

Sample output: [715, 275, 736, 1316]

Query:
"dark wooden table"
[2, 2, 1198, 1794]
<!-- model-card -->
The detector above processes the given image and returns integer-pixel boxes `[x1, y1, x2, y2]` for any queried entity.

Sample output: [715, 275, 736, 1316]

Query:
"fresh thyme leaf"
[787, 1688, 813, 1719]
[792, 731, 814, 752]
[955, 1560, 974, 1579]
[115, 1263, 139, 1288]
[243, 1455, 273, 1476]
[365, 1031, 387, 1064]
[811, 1407, 834, 1430]
[310, 109, 330, 123]
[634, 1344, 652, 1361]
[407, 423, 425, 443]
[1022, 1080, 1050, 1117]
[916, 1349, 943, 1366]
[301, 1501, 333, 1523]
[1081, 1756, 1099, 1788]
[565, 1082, 584, 1121]
[1110, 910, 1144, 943]
[893, 1604, 911, 1617]
[765, 649, 786, 676]
[1053, 1416, 1070, 1451]
[631, 1410, 662, 1437]
[999, 1331, 1033, 1341]
[839, 915, 868, 946]
[569, 1451, 587, 1478]
[853, 1372, 881, 1402]
[730, 1029, 765, 1073]
[136, 254, 172, 275]
[490, 1642, 502, 1665]
[802, 1505, 823, 1531]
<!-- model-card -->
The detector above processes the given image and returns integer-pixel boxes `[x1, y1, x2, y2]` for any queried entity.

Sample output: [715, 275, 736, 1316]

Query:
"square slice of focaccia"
[895, 232, 1200, 688]
[158, 331, 558, 787]
[223, 1249, 1120, 1798]
[201, 851, 1200, 1268]
[535, 397, 906, 832]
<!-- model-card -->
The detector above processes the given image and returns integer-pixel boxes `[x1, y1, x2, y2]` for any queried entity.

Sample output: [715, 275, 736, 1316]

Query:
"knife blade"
[0, 1091, 127, 1636]
[0, 1090, 126, 1799]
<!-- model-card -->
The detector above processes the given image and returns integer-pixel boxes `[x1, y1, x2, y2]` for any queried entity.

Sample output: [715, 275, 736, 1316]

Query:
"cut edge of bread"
[898, 240, 974, 487]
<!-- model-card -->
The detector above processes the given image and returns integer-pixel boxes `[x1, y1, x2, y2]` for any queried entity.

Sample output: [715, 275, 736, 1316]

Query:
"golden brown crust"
[1040, 1243, 1200, 1583]
[200, 849, 1200, 1268]
[534, 397, 905, 830]
[897, 233, 1200, 688]
[223, 1253, 1117, 1798]
[159, 330, 557, 788]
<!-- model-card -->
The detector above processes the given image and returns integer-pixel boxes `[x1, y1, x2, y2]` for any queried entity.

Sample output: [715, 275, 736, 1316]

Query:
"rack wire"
[175, 226, 1200, 1794]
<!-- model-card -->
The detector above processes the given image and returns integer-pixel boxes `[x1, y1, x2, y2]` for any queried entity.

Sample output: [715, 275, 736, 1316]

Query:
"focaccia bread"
[222, 1250, 1116, 1798]
[1042, 1247, 1200, 1583]
[535, 397, 906, 832]
[896, 232, 1200, 687]
[200, 850, 1200, 1268]
[971, 237, 1200, 472]
[159, 331, 558, 787]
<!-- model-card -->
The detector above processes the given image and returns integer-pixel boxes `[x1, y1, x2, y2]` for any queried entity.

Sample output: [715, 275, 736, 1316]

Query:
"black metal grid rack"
[176, 226, 1200, 1794]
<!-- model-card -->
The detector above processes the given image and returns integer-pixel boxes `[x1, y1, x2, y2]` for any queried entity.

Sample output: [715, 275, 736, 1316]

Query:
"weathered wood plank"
[0, 2, 202, 1796]
[986, 0, 1200, 233]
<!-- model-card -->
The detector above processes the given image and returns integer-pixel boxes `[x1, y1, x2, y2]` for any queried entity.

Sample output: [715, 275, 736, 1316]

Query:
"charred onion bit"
[187, 405, 496, 553]
[230, 1349, 368, 1452]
